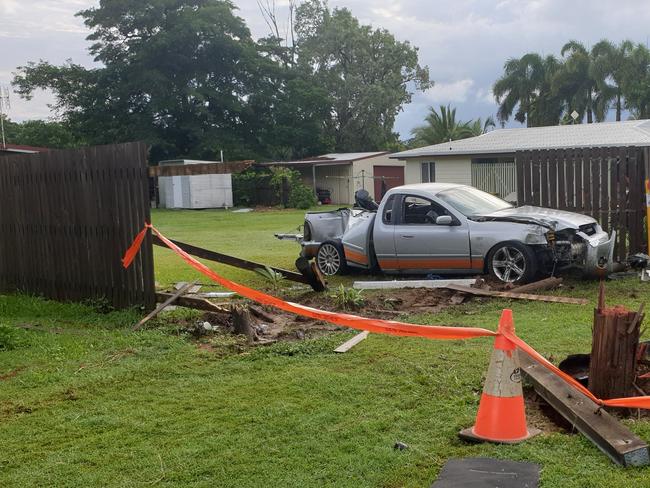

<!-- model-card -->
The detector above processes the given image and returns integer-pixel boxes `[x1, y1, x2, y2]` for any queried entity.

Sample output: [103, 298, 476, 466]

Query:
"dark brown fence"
[516, 147, 647, 261]
[0, 142, 155, 309]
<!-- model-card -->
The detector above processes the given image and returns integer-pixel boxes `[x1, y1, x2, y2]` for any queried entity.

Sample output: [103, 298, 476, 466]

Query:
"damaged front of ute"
[474, 206, 616, 276]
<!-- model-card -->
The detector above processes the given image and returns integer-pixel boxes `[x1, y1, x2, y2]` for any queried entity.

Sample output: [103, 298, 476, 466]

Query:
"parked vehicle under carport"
[277, 183, 616, 284]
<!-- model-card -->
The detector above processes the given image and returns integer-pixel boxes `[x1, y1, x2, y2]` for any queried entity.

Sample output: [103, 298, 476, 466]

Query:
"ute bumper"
[300, 241, 320, 259]
[583, 230, 616, 275]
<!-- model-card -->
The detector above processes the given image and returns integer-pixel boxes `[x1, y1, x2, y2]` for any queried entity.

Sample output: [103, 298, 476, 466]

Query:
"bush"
[232, 167, 316, 209]
[288, 183, 317, 209]
[270, 167, 317, 209]
[232, 169, 276, 207]
[0, 325, 24, 351]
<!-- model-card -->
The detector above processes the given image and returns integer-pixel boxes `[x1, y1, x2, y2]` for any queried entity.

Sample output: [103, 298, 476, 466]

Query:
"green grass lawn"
[1, 207, 649, 487]
[152, 206, 352, 290]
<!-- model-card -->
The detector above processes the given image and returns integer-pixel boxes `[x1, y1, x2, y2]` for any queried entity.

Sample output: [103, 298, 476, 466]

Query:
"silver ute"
[281, 184, 615, 284]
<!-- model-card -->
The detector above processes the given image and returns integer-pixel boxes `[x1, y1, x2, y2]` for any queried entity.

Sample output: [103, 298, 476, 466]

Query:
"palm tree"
[410, 106, 495, 147]
[493, 53, 546, 127]
[553, 40, 607, 123]
[620, 43, 650, 119]
[529, 55, 564, 126]
[591, 39, 634, 121]
[466, 116, 496, 137]
[411, 105, 474, 146]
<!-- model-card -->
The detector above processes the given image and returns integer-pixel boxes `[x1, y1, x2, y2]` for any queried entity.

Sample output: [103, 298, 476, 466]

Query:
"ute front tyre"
[316, 241, 347, 276]
[487, 241, 537, 284]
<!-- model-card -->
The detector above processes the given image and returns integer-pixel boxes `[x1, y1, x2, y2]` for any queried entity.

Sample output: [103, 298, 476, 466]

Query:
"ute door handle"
[401, 234, 415, 238]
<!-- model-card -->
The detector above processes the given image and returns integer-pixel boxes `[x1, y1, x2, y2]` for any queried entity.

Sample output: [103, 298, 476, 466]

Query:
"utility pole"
[0, 86, 9, 150]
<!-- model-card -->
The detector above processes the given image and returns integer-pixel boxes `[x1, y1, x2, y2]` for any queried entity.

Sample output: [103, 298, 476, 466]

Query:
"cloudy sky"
[2, 0, 650, 137]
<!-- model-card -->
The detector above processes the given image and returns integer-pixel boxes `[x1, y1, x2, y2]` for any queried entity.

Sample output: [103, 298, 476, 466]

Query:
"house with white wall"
[392, 119, 650, 201]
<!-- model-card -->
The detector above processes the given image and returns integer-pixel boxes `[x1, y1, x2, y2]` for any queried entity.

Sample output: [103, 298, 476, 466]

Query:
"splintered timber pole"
[588, 281, 645, 400]
[232, 305, 256, 343]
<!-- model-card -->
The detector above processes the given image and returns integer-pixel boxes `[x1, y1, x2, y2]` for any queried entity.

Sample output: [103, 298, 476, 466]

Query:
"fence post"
[281, 176, 289, 208]
[645, 148, 650, 253]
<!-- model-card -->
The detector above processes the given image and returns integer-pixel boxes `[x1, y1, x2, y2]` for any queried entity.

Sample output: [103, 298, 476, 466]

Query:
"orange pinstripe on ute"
[343, 246, 369, 265]
[378, 257, 484, 270]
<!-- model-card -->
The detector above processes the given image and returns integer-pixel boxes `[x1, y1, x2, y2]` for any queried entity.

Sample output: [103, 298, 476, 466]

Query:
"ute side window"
[402, 195, 448, 225]
[382, 194, 396, 224]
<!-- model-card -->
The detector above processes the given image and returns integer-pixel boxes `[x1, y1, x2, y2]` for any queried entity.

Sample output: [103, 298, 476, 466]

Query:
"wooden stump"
[232, 305, 256, 342]
[588, 283, 645, 400]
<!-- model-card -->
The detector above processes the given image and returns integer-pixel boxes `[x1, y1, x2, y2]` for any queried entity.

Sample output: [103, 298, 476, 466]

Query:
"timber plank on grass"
[519, 350, 650, 467]
[443, 284, 588, 305]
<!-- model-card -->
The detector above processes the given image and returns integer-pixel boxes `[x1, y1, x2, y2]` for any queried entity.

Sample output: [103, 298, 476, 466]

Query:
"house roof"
[392, 119, 650, 159]
[0, 144, 50, 154]
[262, 151, 390, 166]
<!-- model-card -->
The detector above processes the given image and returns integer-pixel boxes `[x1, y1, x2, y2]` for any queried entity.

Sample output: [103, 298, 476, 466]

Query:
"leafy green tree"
[1, 118, 82, 148]
[13, 1, 278, 162]
[410, 105, 493, 147]
[247, 46, 333, 160]
[294, 0, 432, 151]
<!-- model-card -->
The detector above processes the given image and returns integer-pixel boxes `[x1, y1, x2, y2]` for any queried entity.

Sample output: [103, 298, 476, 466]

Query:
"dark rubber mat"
[431, 457, 540, 488]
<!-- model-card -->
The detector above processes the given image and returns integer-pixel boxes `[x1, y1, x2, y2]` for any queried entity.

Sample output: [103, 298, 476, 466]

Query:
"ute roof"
[386, 182, 466, 196]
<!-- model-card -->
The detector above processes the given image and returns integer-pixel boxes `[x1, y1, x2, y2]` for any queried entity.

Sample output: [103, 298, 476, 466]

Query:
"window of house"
[402, 195, 448, 224]
[420, 162, 436, 183]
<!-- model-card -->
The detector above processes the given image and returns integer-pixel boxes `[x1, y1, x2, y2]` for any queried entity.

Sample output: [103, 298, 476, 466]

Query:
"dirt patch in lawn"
[524, 388, 574, 434]
[166, 286, 474, 351]
[298, 287, 468, 317]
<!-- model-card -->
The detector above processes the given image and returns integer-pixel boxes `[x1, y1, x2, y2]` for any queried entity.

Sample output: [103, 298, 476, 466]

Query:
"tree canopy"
[10, 0, 431, 161]
[2, 119, 82, 149]
[493, 39, 650, 126]
[294, 0, 432, 151]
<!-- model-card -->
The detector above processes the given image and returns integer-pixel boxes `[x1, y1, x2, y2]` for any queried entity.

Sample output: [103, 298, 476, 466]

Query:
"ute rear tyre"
[316, 241, 347, 276]
[487, 241, 537, 284]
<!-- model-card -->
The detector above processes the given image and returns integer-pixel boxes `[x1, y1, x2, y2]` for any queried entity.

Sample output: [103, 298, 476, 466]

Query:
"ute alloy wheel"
[316, 242, 347, 276]
[488, 241, 537, 284]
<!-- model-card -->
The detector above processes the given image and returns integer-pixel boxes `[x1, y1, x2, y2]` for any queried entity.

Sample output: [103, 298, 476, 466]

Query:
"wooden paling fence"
[0, 142, 155, 309]
[516, 147, 647, 262]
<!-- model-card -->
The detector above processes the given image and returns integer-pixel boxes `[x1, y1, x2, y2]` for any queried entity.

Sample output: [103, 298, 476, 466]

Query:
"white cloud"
[6, 0, 650, 132]
[475, 87, 496, 105]
[0, 0, 20, 15]
[423, 79, 475, 104]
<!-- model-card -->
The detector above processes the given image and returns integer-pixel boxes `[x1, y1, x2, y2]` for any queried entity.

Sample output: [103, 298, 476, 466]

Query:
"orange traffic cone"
[459, 309, 540, 444]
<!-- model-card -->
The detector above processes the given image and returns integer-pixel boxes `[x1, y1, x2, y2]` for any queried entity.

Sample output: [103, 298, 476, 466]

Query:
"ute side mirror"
[436, 215, 454, 226]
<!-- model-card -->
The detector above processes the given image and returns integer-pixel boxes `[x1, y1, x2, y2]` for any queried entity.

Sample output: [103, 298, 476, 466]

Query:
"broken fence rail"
[152, 235, 324, 291]
[444, 284, 588, 305]
[520, 350, 650, 466]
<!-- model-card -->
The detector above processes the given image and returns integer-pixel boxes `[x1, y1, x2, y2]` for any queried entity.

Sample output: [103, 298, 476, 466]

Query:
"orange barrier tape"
[126, 224, 496, 340]
[124, 224, 650, 409]
[506, 331, 650, 409]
